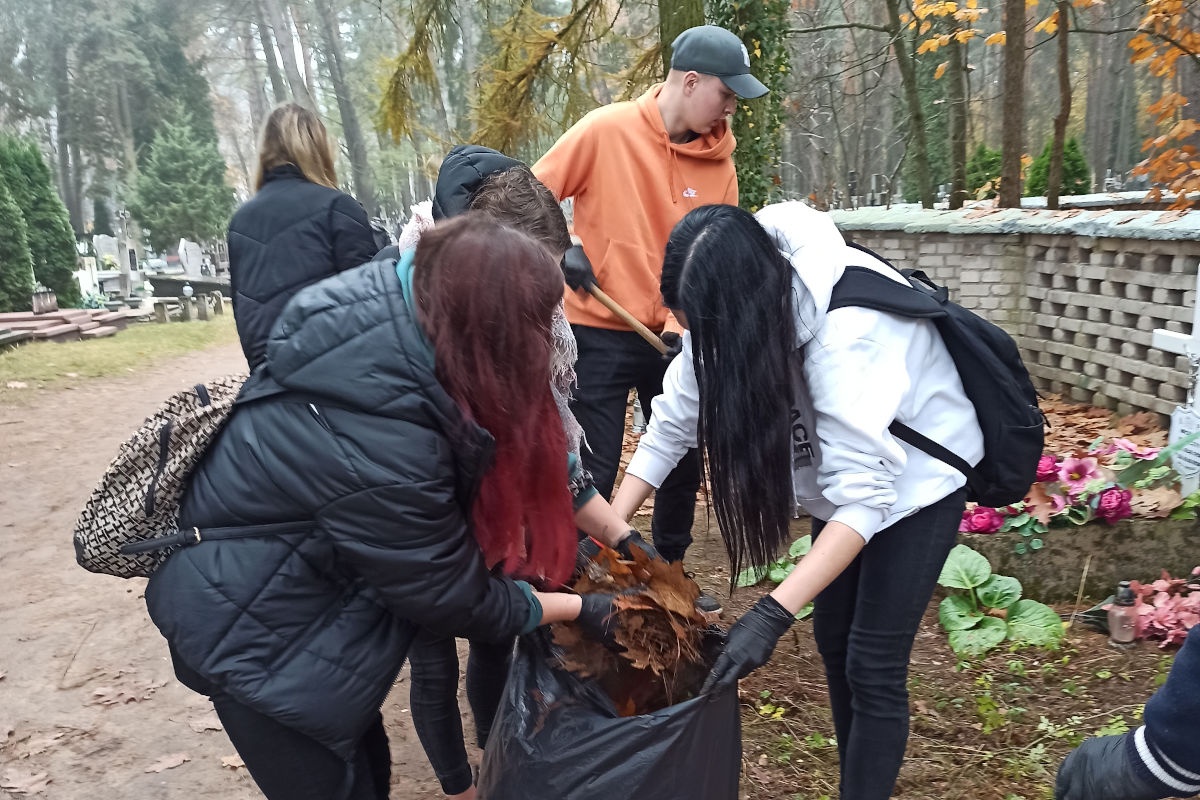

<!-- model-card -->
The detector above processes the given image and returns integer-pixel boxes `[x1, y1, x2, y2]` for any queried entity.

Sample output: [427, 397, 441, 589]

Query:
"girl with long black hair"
[613, 202, 985, 800]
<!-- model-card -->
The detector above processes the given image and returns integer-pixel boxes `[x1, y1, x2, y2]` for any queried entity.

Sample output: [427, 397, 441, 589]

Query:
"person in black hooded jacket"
[228, 103, 377, 369]
[145, 215, 619, 800]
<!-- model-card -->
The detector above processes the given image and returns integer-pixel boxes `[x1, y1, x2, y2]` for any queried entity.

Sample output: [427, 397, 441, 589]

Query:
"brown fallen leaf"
[220, 754, 245, 770]
[145, 753, 190, 773]
[19, 732, 64, 757]
[0, 722, 14, 745]
[1130, 486, 1183, 519]
[187, 711, 223, 733]
[1, 767, 51, 795]
[1023, 483, 1057, 527]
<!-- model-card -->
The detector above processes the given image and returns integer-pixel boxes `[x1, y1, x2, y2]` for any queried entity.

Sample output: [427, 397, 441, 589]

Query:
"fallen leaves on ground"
[553, 545, 716, 716]
[89, 677, 167, 706]
[144, 753, 190, 773]
[1, 767, 51, 795]
[1040, 395, 1167, 456]
[220, 754, 245, 770]
[1129, 486, 1183, 518]
[186, 711, 223, 733]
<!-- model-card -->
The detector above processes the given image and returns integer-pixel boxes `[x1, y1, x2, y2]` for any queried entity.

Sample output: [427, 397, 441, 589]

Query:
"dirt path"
[0, 343, 446, 799]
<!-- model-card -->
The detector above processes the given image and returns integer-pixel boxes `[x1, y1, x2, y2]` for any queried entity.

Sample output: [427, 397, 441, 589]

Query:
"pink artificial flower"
[1059, 457, 1101, 494]
[1095, 487, 1133, 524]
[1036, 455, 1060, 482]
[960, 506, 1005, 534]
[1111, 438, 1161, 460]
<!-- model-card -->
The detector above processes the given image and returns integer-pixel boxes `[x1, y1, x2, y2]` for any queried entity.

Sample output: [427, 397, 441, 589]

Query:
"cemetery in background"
[833, 206, 1200, 422]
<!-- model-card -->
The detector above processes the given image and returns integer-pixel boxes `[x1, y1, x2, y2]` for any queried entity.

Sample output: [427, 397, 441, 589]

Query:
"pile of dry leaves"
[1040, 394, 1166, 454]
[551, 546, 716, 716]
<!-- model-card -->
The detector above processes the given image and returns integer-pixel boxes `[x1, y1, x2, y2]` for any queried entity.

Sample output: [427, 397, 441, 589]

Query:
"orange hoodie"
[533, 84, 738, 332]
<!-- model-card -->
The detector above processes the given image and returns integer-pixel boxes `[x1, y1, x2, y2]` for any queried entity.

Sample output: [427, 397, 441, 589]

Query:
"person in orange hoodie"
[534, 25, 767, 608]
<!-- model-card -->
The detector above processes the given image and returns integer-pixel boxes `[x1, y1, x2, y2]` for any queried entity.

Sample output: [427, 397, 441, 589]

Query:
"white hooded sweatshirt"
[625, 202, 985, 543]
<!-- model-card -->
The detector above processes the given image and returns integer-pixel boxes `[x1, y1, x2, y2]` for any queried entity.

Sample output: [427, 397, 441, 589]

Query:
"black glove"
[615, 530, 661, 561]
[660, 331, 683, 362]
[576, 593, 620, 649]
[701, 595, 795, 692]
[1055, 733, 1165, 800]
[561, 244, 598, 292]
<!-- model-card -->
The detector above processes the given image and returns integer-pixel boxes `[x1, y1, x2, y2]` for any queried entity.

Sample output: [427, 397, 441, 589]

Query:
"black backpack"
[828, 244, 1044, 508]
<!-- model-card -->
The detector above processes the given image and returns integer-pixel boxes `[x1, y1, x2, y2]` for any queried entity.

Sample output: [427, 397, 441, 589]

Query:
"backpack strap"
[887, 421, 986, 501]
[828, 265, 946, 318]
[120, 520, 314, 555]
[830, 263, 982, 495]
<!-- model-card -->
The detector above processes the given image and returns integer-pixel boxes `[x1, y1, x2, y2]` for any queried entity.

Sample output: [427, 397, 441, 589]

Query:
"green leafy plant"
[937, 545, 1065, 658]
[736, 535, 814, 620]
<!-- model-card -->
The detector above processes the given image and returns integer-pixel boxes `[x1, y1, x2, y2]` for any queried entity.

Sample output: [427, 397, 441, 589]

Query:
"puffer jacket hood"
[432, 145, 524, 220]
[145, 260, 532, 761]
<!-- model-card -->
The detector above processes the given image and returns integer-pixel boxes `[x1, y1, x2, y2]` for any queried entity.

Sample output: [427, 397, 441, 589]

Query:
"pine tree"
[1026, 137, 1090, 197]
[0, 178, 35, 312]
[128, 106, 235, 253]
[0, 136, 80, 306]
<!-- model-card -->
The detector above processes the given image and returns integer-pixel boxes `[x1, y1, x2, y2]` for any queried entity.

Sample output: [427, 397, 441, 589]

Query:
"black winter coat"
[145, 259, 534, 759]
[228, 164, 377, 369]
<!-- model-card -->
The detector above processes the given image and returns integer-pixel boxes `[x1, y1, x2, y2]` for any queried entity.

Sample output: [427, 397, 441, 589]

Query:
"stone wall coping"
[829, 205, 1200, 242]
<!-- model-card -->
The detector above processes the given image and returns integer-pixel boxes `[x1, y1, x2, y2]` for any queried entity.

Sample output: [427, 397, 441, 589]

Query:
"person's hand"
[561, 244, 598, 293]
[701, 595, 795, 692]
[1054, 734, 1164, 800]
[615, 530, 661, 561]
[660, 331, 683, 362]
[576, 593, 620, 649]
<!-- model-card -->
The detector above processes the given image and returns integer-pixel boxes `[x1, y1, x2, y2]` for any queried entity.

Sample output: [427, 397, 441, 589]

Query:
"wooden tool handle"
[587, 285, 669, 355]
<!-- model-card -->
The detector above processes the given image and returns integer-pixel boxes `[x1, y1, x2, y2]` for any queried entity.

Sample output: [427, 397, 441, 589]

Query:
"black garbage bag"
[477, 627, 741, 800]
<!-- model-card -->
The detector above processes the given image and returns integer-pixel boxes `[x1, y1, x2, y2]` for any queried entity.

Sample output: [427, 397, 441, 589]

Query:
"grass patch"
[0, 315, 237, 391]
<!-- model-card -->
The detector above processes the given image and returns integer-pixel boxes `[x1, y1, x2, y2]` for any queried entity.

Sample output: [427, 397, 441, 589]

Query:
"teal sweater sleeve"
[568, 452, 599, 511]
[515, 580, 543, 634]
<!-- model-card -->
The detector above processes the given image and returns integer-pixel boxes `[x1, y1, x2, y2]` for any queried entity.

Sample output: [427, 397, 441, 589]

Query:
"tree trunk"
[315, 0, 378, 215]
[51, 29, 82, 234]
[948, 36, 968, 209]
[254, 4, 289, 105]
[116, 80, 139, 182]
[260, 0, 315, 108]
[242, 19, 270, 135]
[659, 0, 705, 78]
[998, 0, 1026, 207]
[1045, 1, 1071, 209]
[288, 4, 319, 106]
[885, 0, 934, 208]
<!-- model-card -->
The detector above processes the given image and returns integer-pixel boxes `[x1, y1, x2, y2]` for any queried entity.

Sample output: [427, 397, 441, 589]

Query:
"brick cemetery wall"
[828, 206, 1200, 421]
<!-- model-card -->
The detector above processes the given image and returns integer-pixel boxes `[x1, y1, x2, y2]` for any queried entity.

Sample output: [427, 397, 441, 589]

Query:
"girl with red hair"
[144, 214, 620, 800]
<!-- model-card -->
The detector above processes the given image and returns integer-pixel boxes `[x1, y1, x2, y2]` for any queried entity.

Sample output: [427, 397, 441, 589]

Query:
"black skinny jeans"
[407, 628, 513, 795]
[570, 325, 701, 562]
[810, 489, 967, 800]
[209, 693, 391, 800]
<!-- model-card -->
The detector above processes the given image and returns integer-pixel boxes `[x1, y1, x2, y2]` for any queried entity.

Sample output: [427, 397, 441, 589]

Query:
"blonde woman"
[229, 103, 377, 368]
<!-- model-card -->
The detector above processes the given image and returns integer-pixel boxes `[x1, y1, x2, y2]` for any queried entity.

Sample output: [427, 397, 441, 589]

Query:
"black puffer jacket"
[227, 164, 377, 369]
[145, 259, 533, 759]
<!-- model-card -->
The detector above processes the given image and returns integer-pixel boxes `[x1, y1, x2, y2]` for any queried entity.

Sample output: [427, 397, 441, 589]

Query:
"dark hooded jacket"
[228, 164, 377, 369]
[375, 145, 522, 263]
[144, 257, 534, 759]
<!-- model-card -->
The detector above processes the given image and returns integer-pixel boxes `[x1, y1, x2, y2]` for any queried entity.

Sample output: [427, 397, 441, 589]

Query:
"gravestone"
[75, 256, 99, 296]
[1151, 264, 1200, 495]
[178, 239, 204, 277]
[94, 235, 120, 269]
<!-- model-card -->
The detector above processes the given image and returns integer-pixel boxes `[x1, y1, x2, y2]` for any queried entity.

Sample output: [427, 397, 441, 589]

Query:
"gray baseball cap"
[670, 25, 768, 99]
